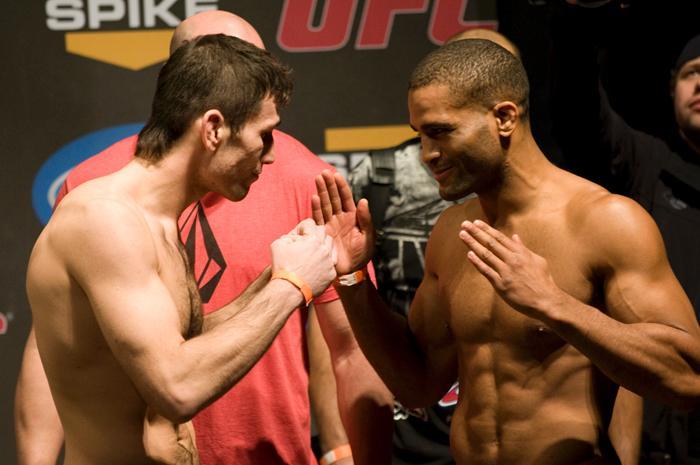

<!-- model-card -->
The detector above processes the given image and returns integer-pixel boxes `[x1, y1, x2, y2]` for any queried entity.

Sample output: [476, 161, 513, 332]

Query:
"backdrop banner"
[2, 1, 697, 462]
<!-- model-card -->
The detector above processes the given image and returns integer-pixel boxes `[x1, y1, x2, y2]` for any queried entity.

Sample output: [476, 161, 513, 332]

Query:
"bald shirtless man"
[26, 35, 337, 465]
[313, 39, 700, 465]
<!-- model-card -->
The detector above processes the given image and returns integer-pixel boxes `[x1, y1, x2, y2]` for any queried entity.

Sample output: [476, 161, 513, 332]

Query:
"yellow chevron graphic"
[65, 29, 173, 71]
[324, 125, 417, 152]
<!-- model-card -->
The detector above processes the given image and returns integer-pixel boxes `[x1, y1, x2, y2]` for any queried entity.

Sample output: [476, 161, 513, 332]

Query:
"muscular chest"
[437, 218, 597, 355]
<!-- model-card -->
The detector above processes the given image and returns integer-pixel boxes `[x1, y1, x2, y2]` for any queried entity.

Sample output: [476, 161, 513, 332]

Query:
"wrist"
[320, 444, 352, 465]
[538, 287, 574, 324]
[333, 268, 368, 288]
[271, 270, 313, 307]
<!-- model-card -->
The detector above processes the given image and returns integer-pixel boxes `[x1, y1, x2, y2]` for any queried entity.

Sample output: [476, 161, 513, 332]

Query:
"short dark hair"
[409, 39, 529, 120]
[136, 34, 293, 161]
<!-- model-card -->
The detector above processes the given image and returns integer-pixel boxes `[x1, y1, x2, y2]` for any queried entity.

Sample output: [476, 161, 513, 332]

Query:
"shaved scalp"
[409, 39, 530, 120]
[446, 28, 521, 60]
[170, 10, 265, 53]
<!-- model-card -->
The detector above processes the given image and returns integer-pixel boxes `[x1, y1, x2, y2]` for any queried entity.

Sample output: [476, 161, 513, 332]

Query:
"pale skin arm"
[458, 197, 700, 410]
[14, 327, 63, 465]
[200, 266, 272, 331]
[43, 201, 336, 423]
[13, 266, 273, 464]
[314, 298, 394, 465]
[308, 305, 353, 465]
[312, 170, 458, 408]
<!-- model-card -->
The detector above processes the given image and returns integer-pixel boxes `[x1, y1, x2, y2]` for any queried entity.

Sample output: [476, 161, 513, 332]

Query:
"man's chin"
[439, 185, 471, 201]
[223, 187, 250, 202]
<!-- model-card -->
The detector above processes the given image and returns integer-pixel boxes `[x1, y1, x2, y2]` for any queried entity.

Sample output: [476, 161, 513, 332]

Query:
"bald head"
[170, 10, 265, 54]
[446, 28, 520, 59]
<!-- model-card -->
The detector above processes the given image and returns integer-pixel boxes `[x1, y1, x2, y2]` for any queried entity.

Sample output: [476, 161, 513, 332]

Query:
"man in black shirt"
[551, 3, 700, 464]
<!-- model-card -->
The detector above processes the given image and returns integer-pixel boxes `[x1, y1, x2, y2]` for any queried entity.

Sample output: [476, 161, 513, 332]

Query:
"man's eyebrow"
[410, 122, 453, 133]
[423, 123, 454, 131]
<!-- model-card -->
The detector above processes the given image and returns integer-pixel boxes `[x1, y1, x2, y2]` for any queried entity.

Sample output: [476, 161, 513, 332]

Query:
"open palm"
[312, 170, 375, 275]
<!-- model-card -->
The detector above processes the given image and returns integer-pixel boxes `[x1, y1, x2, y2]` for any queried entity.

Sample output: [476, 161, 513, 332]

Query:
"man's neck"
[119, 149, 202, 222]
[476, 139, 553, 225]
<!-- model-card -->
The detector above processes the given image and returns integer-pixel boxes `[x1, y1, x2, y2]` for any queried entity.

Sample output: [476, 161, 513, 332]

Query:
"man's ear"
[492, 101, 519, 138]
[200, 109, 225, 152]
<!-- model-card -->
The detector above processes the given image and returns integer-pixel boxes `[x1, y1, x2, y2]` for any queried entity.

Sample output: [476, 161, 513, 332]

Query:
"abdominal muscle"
[449, 342, 613, 465]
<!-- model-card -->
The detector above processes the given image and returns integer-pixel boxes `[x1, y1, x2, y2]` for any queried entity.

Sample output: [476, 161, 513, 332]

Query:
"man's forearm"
[315, 299, 394, 465]
[128, 277, 305, 423]
[334, 281, 444, 408]
[544, 293, 700, 409]
[333, 353, 394, 465]
[201, 267, 272, 331]
[308, 306, 351, 454]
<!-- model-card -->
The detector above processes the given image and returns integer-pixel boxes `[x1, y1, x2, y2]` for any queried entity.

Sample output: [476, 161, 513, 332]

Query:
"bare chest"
[157, 240, 203, 339]
[437, 220, 597, 354]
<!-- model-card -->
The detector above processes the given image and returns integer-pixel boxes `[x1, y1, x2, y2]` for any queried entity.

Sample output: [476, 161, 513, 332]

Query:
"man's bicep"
[88, 272, 185, 363]
[605, 261, 696, 330]
[62, 206, 185, 379]
[596, 197, 697, 331]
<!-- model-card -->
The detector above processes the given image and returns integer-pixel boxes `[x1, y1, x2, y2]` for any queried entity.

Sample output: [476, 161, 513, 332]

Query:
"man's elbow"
[661, 374, 700, 411]
[149, 383, 203, 423]
[673, 388, 700, 411]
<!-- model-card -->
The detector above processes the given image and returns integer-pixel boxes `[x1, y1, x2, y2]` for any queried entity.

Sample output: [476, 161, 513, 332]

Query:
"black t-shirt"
[551, 9, 700, 461]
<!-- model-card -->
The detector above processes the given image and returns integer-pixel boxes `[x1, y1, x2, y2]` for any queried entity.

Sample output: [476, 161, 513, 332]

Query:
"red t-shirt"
[56, 130, 339, 465]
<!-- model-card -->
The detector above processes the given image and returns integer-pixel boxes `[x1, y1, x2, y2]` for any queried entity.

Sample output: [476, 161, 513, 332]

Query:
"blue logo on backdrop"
[32, 123, 144, 224]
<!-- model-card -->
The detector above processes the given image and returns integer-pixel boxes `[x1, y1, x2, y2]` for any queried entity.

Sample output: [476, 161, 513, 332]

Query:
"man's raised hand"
[312, 170, 375, 275]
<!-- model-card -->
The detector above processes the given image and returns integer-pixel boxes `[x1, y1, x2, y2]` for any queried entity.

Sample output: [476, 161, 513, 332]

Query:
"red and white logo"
[438, 382, 459, 407]
[0, 312, 8, 335]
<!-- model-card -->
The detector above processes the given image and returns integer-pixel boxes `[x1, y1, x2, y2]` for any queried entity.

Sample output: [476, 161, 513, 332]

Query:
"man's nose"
[262, 144, 275, 164]
[420, 137, 440, 164]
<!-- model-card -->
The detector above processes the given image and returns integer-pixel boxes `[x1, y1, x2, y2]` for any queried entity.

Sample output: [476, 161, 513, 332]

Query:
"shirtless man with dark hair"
[313, 39, 700, 465]
[26, 34, 337, 465]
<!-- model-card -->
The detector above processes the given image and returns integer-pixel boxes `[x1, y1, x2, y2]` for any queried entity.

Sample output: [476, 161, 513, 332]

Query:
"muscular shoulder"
[573, 190, 667, 272]
[50, 191, 158, 279]
[432, 198, 480, 237]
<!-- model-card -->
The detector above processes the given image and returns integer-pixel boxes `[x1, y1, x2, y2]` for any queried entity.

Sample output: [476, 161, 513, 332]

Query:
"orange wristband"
[319, 444, 352, 465]
[334, 268, 367, 287]
[271, 270, 313, 307]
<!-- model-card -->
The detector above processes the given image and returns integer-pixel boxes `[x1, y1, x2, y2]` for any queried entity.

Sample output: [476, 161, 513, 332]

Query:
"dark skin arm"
[312, 170, 458, 409]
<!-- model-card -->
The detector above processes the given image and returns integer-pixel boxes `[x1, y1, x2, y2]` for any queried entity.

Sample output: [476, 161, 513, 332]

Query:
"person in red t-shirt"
[15, 11, 392, 465]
